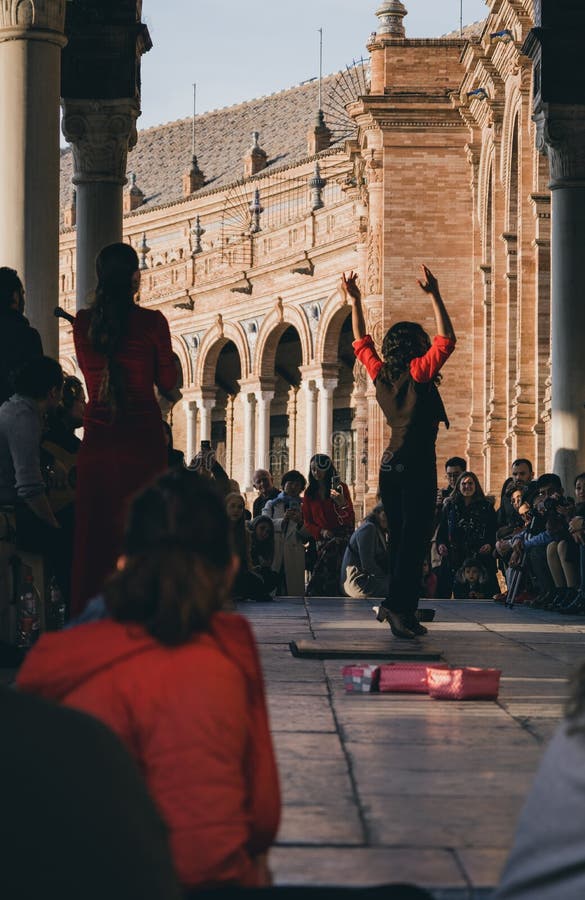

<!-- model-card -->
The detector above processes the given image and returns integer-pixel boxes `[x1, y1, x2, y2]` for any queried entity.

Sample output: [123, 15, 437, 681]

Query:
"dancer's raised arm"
[341, 271, 366, 341]
[417, 265, 456, 344]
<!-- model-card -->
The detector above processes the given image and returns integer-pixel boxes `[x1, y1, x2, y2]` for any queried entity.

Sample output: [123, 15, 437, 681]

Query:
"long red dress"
[71, 305, 176, 613]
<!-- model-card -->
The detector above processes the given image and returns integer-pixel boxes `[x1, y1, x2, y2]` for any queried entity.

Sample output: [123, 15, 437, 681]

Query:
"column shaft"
[183, 400, 198, 464]
[242, 392, 256, 492]
[304, 381, 318, 473]
[256, 393, 274, 471]
[0, 32, 65, 355]
[199, 400, 214, 443]
[551, 186, 585, 485]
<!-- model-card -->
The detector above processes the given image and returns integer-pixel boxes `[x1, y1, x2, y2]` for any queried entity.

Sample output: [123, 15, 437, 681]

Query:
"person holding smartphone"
[342, 266, 456, 638]
[302, 454, 355, 596]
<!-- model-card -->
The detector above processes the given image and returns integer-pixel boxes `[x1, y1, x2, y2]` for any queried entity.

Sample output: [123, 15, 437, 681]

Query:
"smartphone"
[331, 475, 341, 491]
[200, 440, 211, 451]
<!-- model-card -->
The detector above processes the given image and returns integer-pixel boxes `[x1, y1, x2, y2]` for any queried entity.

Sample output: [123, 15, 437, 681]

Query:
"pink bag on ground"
[378, 662, 449, 694]
[426, 666, 501, 701]
[342, 665, 380, 693]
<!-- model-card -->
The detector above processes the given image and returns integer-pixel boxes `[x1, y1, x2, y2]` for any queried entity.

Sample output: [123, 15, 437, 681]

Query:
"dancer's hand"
[417, 264, 440, 297]
[342, 271, 361, 302]
[438, 544, 449, 557]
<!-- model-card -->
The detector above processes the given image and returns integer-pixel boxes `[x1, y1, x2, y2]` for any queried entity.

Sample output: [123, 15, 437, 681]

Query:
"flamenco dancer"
[342, 266, 456, 639]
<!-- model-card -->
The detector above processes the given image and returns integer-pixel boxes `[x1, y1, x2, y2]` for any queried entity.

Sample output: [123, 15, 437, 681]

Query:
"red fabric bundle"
[426, 666, 501, 701]
[342, 665, 380, 693]
[378, 662, 449, 694]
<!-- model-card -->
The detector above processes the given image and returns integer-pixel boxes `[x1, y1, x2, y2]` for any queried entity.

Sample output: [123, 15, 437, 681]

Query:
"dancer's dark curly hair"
[88, 243, 139, 414]
[379, 321, 439, 386]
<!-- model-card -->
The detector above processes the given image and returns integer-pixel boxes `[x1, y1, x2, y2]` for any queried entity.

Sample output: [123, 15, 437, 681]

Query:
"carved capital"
[62, 98, 140, 185]
[534, 103, 585, 187]
[0, 0, 65, 37]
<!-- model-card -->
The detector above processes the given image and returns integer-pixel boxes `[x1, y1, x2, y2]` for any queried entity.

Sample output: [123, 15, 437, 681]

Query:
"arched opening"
[332, 314, 357, 487]
[213, 341, 241, 474]
[271, 326, 302, 483]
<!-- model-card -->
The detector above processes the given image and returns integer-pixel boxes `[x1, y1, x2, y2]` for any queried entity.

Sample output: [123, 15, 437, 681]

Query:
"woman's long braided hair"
[379, 321, 439, 386]
[87, 242, 139, 414]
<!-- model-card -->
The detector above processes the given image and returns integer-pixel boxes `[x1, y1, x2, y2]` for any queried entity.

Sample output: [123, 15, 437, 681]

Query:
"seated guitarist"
[41, 377, 86, 612]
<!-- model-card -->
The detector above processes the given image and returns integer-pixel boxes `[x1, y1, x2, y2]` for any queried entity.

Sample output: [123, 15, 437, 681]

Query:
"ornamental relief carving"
[62, 101, 140, 183]
[0, 0, 65, 30]
[534, 106, 585, 184]
[366, 223, 382, 295]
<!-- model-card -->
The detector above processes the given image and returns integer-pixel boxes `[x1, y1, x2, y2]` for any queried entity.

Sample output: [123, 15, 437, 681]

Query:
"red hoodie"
[17, 612, 280, 889]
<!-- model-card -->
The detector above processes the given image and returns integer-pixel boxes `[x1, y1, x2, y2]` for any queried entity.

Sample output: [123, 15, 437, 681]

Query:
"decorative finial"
[309, 162, 326, 211]
[249, 188, 264, 234]
[191, 215, 205, 255]
[139, 233, 150, 271]
[252, 131, 260, 149]
[375, 0, 407, 38]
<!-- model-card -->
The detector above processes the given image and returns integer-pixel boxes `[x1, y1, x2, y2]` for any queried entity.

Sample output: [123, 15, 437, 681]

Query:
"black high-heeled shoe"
[376, 606, 417, 639]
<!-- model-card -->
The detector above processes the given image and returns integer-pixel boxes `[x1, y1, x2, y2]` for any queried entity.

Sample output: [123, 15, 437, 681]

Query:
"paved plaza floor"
[247, 596, 585, 899]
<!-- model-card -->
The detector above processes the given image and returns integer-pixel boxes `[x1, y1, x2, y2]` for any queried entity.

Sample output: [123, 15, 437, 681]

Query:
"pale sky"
[137, 0, 489, 132]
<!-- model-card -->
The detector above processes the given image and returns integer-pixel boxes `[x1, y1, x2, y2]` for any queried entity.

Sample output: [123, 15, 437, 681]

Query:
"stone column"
[198, 396, 215, 443]
[242, 391, 256, 492]
[302, 379, 318, 473]
[316, 377, 338, 455]
[256, 391, 274, 471]
[0, 2, 67, 356]
[534, 106, 585, 486]
[62, 100, 140, 309]
[183, 399, 198, 465]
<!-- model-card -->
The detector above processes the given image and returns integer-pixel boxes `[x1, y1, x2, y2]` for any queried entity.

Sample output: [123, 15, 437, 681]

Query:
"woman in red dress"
[71, 243, 176, 614]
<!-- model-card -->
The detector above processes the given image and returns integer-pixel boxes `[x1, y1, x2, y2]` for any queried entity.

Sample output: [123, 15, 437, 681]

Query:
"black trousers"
[15, 503, 73, 605]
[378, 455, 437, 616]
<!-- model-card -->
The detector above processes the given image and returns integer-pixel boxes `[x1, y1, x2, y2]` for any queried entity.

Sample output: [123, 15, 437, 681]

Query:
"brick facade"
[57, 1, 549, 508]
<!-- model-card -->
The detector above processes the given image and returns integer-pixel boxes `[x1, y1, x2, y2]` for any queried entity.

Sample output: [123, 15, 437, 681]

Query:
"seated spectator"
[341, 503, 389, 599]
[454, 557, 490, 600]
[262, 470, 309, 596]
[303, 454, 355, 597]
[498, 458, 538, 530]
[1, 687, 181, 900]
[436, 471, 498, 597]
[521, 473, 570, 605]
[227, 491, 272, 602]
[17, 470, 281, 891]
[250, 515, 279, 595]
[162, 421, 185, 470]
[252, 468, 279, 518]
[0, 356, 72, 601]
[564, 473, 585, 614]
[434, 456, 466, 527]
[0, 267, 43, 406]
[420, 558, 438, 599]
[495, 662, 585, 900]
[41, 375, 86, 590]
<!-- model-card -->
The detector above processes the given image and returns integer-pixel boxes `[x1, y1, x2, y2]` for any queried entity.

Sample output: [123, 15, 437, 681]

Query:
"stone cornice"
[62, 98, 141, 185]
[534, 103, 585, 187]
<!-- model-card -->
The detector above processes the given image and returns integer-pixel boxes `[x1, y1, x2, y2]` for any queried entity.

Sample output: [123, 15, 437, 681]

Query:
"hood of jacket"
[17, 612, 261, 704]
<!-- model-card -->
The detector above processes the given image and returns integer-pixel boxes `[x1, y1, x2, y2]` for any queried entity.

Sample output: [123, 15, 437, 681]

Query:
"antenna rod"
[318, 27, 323, 110]
[460, 0, 463, 37]
[192, 82, 196, 159]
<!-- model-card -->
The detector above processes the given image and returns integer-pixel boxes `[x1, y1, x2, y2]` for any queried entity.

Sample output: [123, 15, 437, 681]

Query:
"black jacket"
[0, 310, 43, 404]
[0, 688, 181, 900]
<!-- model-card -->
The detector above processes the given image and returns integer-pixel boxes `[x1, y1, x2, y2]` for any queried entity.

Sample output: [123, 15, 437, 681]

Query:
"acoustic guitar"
[41, 440, 77, 515]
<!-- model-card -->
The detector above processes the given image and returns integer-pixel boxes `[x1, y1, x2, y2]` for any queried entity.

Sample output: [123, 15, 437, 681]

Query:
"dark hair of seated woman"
[104, 469, 234, 645]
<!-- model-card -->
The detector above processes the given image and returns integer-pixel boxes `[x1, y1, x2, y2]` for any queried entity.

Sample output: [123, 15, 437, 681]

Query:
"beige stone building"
[50, 0, 584, 505]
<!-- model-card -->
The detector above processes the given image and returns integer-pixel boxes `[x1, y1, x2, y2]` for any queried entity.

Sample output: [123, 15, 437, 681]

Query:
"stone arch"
[171, 335, 190, 386]
[478, 140, 495, 262]
[501, 91, 523, 229]
[59, 355, 78, 377]
[196, 319, 250, 387]
[255, 303, 311, 378]
[315, 290, 351, 363]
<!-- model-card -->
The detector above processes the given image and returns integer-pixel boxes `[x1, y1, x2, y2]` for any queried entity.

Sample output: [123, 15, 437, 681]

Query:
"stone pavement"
[244, 596, 585, 899]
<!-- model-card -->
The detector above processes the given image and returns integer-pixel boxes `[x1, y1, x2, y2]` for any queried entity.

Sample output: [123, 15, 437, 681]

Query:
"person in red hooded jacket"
[18, 469, 281, 891]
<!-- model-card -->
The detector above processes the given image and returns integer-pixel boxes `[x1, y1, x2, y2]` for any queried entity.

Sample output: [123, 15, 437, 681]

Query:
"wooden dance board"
[289, 640, 443, 661]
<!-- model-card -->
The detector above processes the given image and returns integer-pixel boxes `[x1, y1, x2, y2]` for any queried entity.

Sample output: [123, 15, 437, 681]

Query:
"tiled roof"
[442, 20, 485, 40]
[59, 73, 351, 225]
